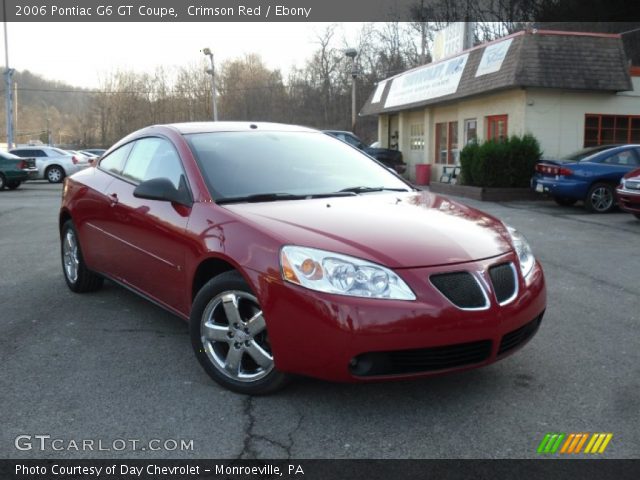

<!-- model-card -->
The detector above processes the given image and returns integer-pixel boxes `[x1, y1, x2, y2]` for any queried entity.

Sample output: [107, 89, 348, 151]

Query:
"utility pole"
[344, 48, 358, 132]
[3, 1, 15, 150]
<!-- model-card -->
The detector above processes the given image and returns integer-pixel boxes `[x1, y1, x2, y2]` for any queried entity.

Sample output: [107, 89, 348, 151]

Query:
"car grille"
[350, 340, 492, 377]
[498, 313, 544, 356]
[489, 263, 517, 304]
[430, 272, 487, 309]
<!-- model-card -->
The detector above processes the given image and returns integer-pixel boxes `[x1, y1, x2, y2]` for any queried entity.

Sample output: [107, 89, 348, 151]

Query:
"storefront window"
[584, 114, 640, 146]
[435, 121, 458, 164]
[409, 123, 425, 150]
[464, 118, 477, 145]
[486, 115, 508, 141]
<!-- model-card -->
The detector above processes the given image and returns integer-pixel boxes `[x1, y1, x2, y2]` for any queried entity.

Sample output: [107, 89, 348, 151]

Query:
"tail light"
[17, 160, 26, 169]
[535, 164, 573, 176]
[72, 156, 79, 165]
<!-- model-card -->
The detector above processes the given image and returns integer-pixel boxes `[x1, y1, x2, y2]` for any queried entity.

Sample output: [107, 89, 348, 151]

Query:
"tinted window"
[186, 131, 410, 200]
[343, 134, 363, 148]
[13, 149, 45, 158]
[122, 137, 185, 188]
[99, 143, 133, 175]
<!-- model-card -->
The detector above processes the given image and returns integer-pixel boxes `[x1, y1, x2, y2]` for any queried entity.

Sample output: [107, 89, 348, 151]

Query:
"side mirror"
[133, 177, 192, 207]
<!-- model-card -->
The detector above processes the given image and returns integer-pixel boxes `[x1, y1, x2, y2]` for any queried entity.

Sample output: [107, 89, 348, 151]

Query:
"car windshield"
[186, 131, 411, 202]
[50, 147, 70, 155]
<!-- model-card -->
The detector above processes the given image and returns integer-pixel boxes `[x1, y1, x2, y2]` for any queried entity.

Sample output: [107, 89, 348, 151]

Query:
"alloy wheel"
[62, 229, 79, 283]
[200, 291, 274, 382]
[589, 186, 613, 212]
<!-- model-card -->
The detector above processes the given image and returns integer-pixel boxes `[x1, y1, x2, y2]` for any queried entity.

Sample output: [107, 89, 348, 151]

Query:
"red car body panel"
[616, 167, 640, 215]
[60, 123, 546, 383]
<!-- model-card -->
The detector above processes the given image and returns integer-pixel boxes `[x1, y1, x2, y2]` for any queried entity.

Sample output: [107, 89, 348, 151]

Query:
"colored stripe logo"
[537, 433, 612, 454]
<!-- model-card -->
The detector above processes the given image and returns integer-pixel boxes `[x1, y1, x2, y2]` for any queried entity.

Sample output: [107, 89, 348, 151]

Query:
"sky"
[4, 22, 367, 88]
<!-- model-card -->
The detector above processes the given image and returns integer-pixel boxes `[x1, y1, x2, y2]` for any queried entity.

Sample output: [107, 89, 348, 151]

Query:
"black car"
[324, 130, 406, 174]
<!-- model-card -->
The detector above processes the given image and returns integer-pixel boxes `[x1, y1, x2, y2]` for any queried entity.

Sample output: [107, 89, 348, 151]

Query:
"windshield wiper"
[338, 186, 412, 194]
[216, 191, 357, 204]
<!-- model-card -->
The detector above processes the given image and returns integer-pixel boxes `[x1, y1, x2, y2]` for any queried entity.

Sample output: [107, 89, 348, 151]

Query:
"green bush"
[459, 134, 541, 188]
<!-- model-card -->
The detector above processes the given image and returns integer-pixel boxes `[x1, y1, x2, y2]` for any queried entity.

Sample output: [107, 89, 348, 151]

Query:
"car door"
[105, 136, 192, 313]
[80, 143, 135, 276]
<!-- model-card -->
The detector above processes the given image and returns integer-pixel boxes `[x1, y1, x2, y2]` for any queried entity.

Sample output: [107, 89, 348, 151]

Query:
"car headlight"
[506, 226, 535, 278]
[280, 246, 416, 300]
[620, 177, 626, 189]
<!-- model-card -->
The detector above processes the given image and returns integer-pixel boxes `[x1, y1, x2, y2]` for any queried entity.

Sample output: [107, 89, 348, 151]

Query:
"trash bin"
[415, 164, 431, 185]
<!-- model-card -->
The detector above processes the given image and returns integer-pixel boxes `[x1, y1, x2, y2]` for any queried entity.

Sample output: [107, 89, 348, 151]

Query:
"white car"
[9, 146, 91, 183]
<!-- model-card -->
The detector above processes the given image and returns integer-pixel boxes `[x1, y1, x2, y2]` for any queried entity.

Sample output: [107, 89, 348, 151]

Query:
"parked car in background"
[616, 167, 640, 220]
[10, 146, 91, 183]
[0, 151, 37, 190]
[531, 144, 640, 212]
[60, 122, 545, 394]
[324, 130, 406, 174]
[81, 148, 107, 157]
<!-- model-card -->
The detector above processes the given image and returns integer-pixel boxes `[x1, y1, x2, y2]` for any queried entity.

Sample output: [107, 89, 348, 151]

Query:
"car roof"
[154, 122, 318, 135]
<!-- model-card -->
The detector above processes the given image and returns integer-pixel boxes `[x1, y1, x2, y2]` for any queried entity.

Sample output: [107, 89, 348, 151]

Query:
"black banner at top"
[1, 0, 640, 22]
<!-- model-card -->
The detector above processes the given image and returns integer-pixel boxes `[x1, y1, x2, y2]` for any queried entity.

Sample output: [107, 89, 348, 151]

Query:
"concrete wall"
[524, 78, 640, 158]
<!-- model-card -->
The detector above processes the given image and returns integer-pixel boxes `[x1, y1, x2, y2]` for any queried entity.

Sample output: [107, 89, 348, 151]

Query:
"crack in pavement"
[238, 396, 304, 460]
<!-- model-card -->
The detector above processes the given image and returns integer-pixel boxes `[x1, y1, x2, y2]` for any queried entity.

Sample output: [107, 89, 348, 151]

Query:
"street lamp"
[344, 48, 358, 132]
[202, 47, 218, 121]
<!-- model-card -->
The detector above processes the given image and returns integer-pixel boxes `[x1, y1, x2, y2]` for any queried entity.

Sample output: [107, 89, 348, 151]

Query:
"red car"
[59, 122, 546, 394]
[616, 167, 640, 219]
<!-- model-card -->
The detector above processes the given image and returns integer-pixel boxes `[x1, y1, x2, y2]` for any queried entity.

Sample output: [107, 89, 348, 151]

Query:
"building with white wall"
[361, 30, 640, 182]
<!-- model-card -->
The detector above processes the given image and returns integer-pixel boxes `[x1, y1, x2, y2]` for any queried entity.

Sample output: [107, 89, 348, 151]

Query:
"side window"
[603, 150, 638, 166]
[99, 143, 133, 175]
[122, 137, 185, 189]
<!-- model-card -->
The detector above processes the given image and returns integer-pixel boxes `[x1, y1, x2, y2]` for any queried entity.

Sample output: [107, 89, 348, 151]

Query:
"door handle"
[109, 193, 119, 206]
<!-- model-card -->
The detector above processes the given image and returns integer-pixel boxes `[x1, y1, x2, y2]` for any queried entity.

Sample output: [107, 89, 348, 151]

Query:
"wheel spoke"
[203, 323, 231, 342]
[222, 293, 243, 326]
[245, 341, 273, 369]
[224, 346, 243, 375]
[246, 311, 266, 336]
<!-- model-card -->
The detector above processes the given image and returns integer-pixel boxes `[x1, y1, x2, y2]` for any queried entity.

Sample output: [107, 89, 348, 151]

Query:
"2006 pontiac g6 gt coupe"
[60, 122, 546, 394]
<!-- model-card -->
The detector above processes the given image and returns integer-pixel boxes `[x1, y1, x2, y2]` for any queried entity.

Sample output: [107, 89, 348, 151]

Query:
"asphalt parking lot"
[1, 181, 638, 459]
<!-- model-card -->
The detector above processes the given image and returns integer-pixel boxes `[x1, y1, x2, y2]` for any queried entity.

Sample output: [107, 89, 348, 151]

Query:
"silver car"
[9, 146, 91, 183]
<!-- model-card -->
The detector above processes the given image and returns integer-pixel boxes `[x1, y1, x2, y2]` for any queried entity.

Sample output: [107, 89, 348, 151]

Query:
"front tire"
[634, 213, 640, 220]
[190, 271, 290, 395]
[585, 183, 615, 213]
[46, 165, 65, 183]
[61, 220, 104, 293]
[0, 173, 5, 190]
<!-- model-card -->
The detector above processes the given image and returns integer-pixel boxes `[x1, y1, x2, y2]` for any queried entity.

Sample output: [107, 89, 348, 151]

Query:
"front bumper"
[616, 187, 640, 214]
[247, 252, 546, 382]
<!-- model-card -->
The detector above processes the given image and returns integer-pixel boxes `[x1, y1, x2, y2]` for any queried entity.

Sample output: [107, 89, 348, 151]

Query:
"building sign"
[371, 80, 386, 104]
[475, 38, 513, 77]
[384, 54, 469, 109]
[433, 23, 474, 62]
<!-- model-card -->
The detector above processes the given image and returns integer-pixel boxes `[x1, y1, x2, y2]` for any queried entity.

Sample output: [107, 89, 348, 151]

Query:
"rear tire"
[0, 173, 5, 190]
[46, 165, 65, 183]
[634, 213, 640, 220]
[61, 220, 104, 293]
[553, 196, 577, 206]
[585, 183, 615, 213]
[190, 271, 290, 395]
[7, 181, 21, 190]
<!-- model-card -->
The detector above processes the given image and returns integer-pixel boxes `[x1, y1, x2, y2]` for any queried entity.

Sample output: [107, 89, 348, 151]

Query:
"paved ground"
[1, 181, 638, 459]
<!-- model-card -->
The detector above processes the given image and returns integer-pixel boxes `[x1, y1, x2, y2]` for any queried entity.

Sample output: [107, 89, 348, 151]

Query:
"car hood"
[223, 192, 513, 268]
